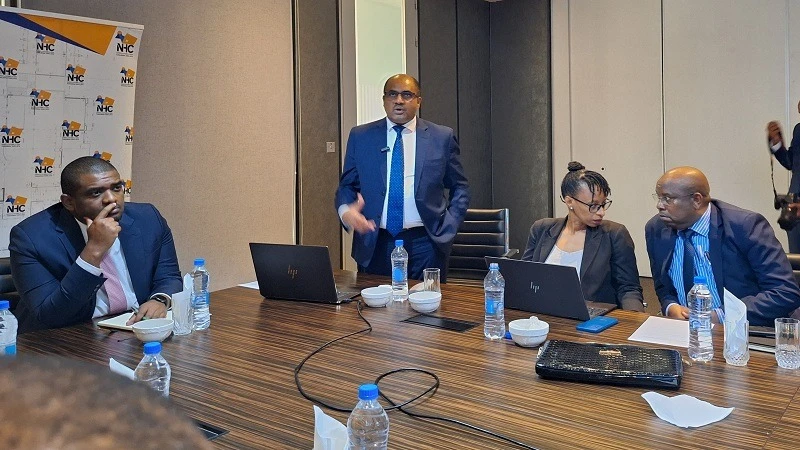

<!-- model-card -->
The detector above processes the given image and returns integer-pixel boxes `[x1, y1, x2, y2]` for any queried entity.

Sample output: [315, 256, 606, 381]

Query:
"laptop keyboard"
[588, 306, 608, 318]
[336, 290, 359, 302]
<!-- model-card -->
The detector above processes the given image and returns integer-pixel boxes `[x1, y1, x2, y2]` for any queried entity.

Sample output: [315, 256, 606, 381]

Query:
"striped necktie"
[100, 252, 128, 314]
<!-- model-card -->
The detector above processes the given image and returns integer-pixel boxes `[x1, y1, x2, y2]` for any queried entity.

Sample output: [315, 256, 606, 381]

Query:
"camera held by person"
[775, 193, 800, 230]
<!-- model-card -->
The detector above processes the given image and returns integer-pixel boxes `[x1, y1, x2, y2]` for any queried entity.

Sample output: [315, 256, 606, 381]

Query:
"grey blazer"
[521, 218, 644, 311]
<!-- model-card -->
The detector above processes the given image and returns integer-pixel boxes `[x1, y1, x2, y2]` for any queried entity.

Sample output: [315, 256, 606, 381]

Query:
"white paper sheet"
[238, 281, 259, 289]
[628, 316, 691, 348]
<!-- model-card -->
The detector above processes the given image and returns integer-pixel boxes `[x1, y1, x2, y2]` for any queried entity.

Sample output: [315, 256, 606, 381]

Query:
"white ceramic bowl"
[132, 318, 174, 342]
[361, 285, 393, 307]
[508, 317, 549, 347]
[408, 291, 442, 313]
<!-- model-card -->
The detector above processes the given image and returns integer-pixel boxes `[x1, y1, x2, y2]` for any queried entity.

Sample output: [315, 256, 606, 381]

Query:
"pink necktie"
[100, 253, 128, 314]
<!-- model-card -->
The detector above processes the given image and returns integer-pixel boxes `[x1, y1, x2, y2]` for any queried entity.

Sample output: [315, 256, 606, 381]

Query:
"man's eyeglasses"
[384, 90, 419, 101]
[570, 197, 612, 213]
[652, 193, 694, 205]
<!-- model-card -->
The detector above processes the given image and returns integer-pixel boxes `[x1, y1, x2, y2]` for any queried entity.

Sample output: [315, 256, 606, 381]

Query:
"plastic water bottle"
[347, 383, 389, 450]
[0, 300, 17, 356]
[688, 276, 714, 362]
[390, 240, 408, 302]
[134, 342, 171, 397]
[484, 263, 506, 340]
[190, 258, 210, 330]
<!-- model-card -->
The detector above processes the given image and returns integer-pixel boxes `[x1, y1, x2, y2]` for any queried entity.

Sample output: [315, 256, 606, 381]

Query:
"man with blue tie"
[9, 157, 182, 333]
[335, 74, 470, 281]
[645, 166, 800, 326]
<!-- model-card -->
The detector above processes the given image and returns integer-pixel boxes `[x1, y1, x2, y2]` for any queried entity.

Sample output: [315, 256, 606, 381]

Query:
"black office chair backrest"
[0, 257, 20, 311]
[448, 208, 516, 281]
[787, 253, 800, 287]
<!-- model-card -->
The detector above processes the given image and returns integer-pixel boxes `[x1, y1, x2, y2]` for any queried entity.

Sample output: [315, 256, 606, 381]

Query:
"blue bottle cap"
[0, 300, 9, 310]
[395, 240, 403, 247]
[489, 263, 499, 270]
[358, 383, 379, 401]
[693, 276, 706, 285]
[143, 342, 162, 355]
[194, 258, 205, 266]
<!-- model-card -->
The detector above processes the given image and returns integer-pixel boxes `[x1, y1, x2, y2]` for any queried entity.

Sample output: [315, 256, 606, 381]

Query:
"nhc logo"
[124, 179, 133, 195]
[62, 120, 81, 139]
[0, 56, 19, 77]
[120, 67, 135, 86]
[124, 126, 134, 144]
[115, 31, 137, 55]
[92, 151, 112, 161]
[1, 124, 23, 146]
[5, 195, 27, 215]
[95, 95, 115, 114]
[30, 89, 51, 109]
[66, 64, 86, 83]
[33, 155, 55, 175]
[35, 34, 56, 53]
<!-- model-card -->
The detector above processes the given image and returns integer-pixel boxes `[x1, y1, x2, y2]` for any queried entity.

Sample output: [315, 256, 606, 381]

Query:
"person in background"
[645, 166, 800, 326]
[522, 162, 644, 311]
[9, 157, 182, 333]
[335, 74, 470, 281]
[766, 100, 800, 251]
[0, 356, 212, 449]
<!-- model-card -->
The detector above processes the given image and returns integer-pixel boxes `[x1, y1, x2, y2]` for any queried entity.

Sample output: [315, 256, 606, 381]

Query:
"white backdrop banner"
[0, 6, 142, 256]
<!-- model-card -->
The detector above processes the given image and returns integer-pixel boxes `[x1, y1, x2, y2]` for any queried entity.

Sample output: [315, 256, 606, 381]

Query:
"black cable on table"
[293, 300, 539, 450]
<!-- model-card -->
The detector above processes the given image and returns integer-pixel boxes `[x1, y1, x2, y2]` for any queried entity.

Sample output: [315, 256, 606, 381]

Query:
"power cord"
[293, 300, 539, 450]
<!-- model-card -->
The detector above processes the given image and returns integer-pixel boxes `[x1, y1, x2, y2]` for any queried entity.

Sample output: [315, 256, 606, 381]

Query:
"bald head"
[655, 166, 711, 230]
[383, 74, 421, 94]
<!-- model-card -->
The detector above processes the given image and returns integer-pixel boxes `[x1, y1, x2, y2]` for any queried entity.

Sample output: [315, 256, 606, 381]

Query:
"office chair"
[447, 208, 518, 282]
[0, 257, 20, 311]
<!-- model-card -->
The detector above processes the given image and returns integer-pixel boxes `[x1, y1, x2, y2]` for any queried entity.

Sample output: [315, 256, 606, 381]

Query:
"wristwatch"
[149, 293, 172, 309]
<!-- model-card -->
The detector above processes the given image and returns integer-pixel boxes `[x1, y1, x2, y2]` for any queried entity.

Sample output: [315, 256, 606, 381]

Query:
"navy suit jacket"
[335, 118, 470, 267]
[773, 123, 800, 194]
[9, 202, 182, 333]
[645, 199, 800, 326]
[522, 218, 644, 311]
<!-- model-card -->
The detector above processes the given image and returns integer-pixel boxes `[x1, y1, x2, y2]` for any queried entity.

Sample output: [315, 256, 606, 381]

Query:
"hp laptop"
[485, 257, 616, 321]
[249, 243, 358, 304]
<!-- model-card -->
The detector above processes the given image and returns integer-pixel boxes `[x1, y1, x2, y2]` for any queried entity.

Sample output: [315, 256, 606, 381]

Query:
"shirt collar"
[687, 204, 711, 238]
[75, 218, 89, 243]
[386, 116, 417, 133]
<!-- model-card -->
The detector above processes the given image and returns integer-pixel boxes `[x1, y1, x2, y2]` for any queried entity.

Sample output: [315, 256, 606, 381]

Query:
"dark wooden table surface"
[17, 272, 800, 449]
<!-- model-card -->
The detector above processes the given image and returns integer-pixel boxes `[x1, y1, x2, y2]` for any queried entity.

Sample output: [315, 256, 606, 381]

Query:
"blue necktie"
[386, 125, 405, 236]
[680, 229, 696, 297]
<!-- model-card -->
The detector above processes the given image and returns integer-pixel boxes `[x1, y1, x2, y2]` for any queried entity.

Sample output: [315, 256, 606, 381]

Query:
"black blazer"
[521, 218, 644, 311]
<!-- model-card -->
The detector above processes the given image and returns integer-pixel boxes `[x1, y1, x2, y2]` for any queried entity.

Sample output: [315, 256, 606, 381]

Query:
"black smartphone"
[402, 314, 478, 332]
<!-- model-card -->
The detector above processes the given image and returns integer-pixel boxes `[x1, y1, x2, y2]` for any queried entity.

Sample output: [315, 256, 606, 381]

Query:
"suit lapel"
[580, 225, 601, 280]
[538, 220, 563, 261]
[56, 207, 85, 261]
[660, 225, 677, 285]
[414, 118, 429, 196]
[373, 120, 389, 191]
[119, 210, 144, 300]
[708, 204, 725, 298]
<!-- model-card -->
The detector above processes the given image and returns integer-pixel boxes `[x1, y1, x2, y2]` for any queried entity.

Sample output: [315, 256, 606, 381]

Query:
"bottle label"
[392, 267, 403, 283]
[3, 343, 16, 356]
[485, 299, 496, 314]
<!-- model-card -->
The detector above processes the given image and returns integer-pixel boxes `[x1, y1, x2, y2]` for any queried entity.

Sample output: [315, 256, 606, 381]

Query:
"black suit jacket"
[521, 218, 644, 311]
[773, 122, 800, 194]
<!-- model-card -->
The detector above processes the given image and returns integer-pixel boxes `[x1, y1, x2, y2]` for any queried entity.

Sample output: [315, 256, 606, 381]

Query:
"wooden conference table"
[17, 272, 800, 449]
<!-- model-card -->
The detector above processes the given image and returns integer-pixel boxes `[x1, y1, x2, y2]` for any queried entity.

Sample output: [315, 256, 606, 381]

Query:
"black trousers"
[358, 227, 448, 282]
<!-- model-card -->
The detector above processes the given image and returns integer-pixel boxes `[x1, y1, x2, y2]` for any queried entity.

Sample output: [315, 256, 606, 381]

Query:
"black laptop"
[485, 257, 616, 321]
[249, 243, 358, 304]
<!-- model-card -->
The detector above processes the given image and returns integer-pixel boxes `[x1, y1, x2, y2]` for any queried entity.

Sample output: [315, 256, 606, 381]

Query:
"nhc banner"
[0, 7, 142, 256]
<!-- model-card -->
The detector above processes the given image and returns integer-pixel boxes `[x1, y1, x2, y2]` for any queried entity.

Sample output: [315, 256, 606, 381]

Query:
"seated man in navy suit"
[9, 156, 182, 333]
[335, 74, 470, 281]
[645, 166, 800, 326]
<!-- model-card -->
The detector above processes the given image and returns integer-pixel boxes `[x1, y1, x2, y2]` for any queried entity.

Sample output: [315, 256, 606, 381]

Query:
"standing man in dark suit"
[335, 74, 470, 280]
[9, 157, 182, 333]
[645, 166, 800, 326]
[767, 100, 800, 252]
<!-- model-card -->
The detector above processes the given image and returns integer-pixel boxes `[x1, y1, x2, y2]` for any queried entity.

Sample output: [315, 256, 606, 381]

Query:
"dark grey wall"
[294, 0, 341, 266]
[419, 0, 552, 254]
[418, 0, 492, 209]
[490, 0, 552, 254]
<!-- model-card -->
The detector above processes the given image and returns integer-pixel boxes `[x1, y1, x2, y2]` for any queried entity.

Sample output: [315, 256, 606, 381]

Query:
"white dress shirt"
[380, 117, 423, 230]
[544, 245, 584, 280]
[74, 219, 139, 317]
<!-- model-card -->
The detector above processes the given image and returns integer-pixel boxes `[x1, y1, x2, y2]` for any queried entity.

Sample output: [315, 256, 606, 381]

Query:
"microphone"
[380, 146, 390, 153]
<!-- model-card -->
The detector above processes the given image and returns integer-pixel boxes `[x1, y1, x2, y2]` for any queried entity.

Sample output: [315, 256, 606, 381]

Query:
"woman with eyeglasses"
[521, 162, 645, 311]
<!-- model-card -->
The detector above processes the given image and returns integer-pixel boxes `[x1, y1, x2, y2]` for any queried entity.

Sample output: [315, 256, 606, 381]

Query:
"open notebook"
[97, 311, 174, 331]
